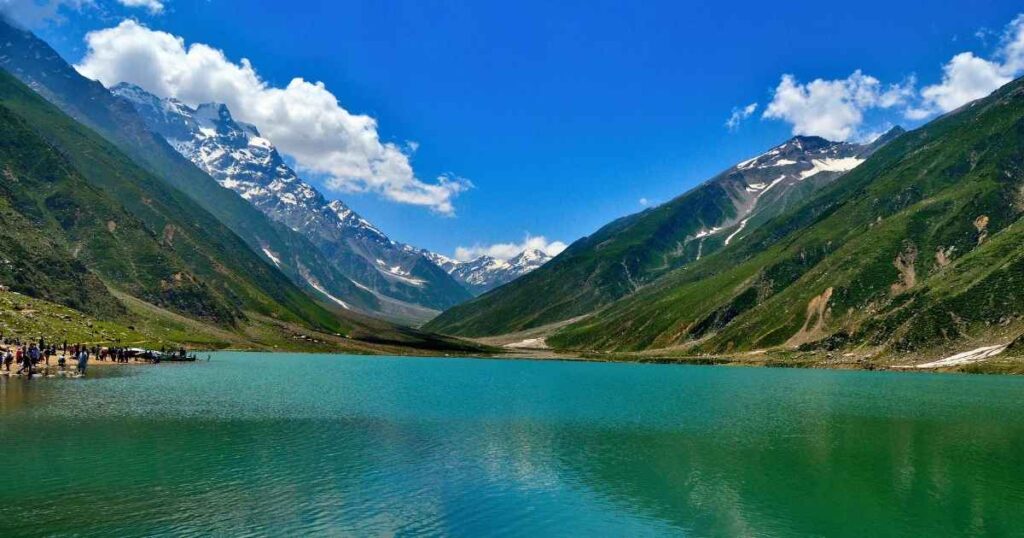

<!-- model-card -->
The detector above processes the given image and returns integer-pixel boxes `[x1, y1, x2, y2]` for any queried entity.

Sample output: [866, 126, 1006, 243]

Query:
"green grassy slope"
[551, 77, 1024, 355]
[0, 104, 236, 322]
[426, 130, 900, 338]
[0, 285, 491, 356]
[425, 174, 742, 337]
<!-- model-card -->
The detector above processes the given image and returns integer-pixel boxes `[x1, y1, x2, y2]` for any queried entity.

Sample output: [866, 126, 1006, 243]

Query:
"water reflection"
[0, 354, 1022, 536]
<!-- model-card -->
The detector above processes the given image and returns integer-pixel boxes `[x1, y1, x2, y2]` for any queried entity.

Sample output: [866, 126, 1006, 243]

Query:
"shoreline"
[194, 346, 1024, 376]
[2, 343, 1020, 378]
[475, 345, 1024, 375]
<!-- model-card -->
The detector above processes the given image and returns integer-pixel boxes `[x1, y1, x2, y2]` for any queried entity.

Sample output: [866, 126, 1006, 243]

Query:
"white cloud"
[737, 14, 1024, 136]
[999, 14, 1024, 75]
[115, 0, 163, 14]
[75, 20, 469, 215]
[639, 197, 650, 206]
[454, 235, 567, 262]
[913, 14, 1024, 118]
[725, 102, 757, 131]
[917, 53, 1010, 114]
[0, 0, 91, 28]
[762, 71, 913, 141]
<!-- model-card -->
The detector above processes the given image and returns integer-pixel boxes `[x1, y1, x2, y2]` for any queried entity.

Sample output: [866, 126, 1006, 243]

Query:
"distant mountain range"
[110, 83, 474, 322]
[426, 128, 903, 337]
[423, 249, 552, 295]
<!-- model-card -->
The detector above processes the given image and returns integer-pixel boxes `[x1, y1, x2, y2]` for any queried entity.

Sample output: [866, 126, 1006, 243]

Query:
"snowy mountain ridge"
[112, 82, 472, 321]
[423, 248, 553, 295]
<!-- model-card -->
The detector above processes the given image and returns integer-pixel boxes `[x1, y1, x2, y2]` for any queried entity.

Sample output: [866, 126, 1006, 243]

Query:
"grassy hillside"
[424, 181, 739, 337]
[551, 76, 1024, 358]
[0, 104, 235, 322]
[0, 164, 119, 317]
[426, 132, 900, 338]
[0, 285, 491, 356]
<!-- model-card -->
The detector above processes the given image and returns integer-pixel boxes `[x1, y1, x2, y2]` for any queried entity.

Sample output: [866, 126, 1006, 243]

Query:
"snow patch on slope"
[799, 157, 864, 180]
[305, 277, 350, 310]
[261, 248, 281, 267]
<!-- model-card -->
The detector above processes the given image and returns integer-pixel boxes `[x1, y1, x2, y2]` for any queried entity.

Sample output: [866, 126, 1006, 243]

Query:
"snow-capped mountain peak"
[112, 83, 472, 315]
[424, 248, 553, 295]
[685, 131, 897, 248]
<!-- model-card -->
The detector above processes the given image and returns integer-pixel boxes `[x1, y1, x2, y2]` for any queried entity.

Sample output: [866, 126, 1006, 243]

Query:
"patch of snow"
[799, 157, 864, 180]
[693, 227, 723, 239]
[739, 146, 786, 169]
[351, 279, 375, 293]
[301, 278, 350, 307]
[261, 248, 281, 267]
[736, 156, 759, 170]
[504, 338, 548, 350]
[380, 269, 427, 287]
[305, 278, 350, 310]
[761, 174, 787, 195]
[724, 218, 750, 246]
[914, 344, 1008, 368]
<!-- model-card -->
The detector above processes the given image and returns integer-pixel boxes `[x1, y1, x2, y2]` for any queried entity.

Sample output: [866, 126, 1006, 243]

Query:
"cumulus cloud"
[912, 14, 1024, 118]
[725, 102, 757, 131]
[75, 20, 469, 214]
[639, 197, 650, 206]
[1002, 14, 1024, 73]
[115, 0, 163, 14]
[740, 13, 1024, 136]
[913, 53, 1010, 116]
[0, 0, 90, 28]
[762, 71, 913, 141]
[454, 235, 568, 262]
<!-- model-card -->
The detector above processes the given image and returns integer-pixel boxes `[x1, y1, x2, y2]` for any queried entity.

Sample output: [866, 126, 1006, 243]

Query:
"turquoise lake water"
[1, 353, 1023, 536]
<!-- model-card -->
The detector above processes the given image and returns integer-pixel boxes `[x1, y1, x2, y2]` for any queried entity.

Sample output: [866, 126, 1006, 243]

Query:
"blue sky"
[18, 0, 1024, 258]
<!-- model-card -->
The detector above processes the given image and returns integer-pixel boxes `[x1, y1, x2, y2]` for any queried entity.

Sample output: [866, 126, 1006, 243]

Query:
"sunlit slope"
[551, 77, 1024, 354]
[427, 129, 898, 338]
[0, 103, 237, 321]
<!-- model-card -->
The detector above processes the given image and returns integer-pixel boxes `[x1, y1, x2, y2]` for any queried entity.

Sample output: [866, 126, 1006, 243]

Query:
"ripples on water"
[1, 353, 1023, 536]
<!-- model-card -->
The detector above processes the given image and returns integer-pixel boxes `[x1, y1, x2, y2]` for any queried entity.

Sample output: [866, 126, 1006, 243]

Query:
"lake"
[1, 353, 1022, 536]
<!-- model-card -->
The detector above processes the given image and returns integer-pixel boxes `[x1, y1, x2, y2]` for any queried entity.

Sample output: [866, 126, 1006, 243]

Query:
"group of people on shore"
[0, 336, 138, 377]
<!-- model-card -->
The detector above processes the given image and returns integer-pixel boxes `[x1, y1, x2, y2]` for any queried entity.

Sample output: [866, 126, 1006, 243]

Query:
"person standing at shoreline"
[76, 347, 89, 376]
[17, 345, 34, 377]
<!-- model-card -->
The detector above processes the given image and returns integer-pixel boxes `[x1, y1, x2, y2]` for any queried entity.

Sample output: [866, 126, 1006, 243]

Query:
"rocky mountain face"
[111, 83, 472, 322]
[423, 249, 552, 296]
[425, 128, 902, 337]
